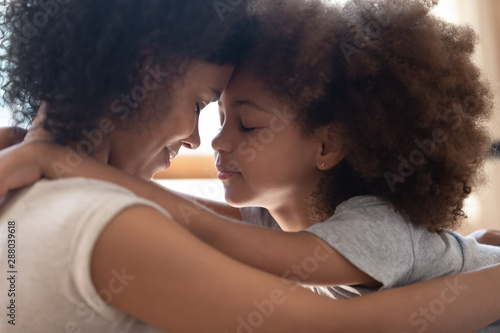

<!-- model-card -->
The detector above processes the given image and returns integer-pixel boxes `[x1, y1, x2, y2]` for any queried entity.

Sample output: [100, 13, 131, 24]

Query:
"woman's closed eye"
[195, 102, 201, 116]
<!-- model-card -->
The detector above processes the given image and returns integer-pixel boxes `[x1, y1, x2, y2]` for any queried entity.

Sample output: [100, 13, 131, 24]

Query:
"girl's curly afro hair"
[246, 0, 493, 231]
[0, 0, 253, 145]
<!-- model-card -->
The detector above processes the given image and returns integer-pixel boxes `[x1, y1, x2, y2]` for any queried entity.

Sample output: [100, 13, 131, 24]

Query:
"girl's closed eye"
[239, 122, 256, 132]
[238, 112, 267, 133]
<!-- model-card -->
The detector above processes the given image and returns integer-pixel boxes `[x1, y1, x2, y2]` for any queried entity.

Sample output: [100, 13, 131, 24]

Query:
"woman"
[0, 0, 500, 332]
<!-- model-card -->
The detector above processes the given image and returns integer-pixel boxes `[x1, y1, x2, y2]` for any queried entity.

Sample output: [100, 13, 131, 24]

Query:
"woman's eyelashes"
[195, 102, 201, 116]
[218, 112, 225, 130]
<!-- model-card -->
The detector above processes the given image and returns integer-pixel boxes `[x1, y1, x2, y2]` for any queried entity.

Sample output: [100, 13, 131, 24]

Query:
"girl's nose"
[211, 125, 232, 153]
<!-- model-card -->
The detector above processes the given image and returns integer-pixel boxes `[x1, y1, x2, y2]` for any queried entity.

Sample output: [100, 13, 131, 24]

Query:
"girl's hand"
[0, 141, 50, 196]
[469, 229, 500, 246]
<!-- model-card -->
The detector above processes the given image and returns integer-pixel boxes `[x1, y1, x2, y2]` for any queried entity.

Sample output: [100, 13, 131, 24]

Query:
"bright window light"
[432, 0, 460, 23]
[179, 102, 220, 156]
[0, 109, 11, 127]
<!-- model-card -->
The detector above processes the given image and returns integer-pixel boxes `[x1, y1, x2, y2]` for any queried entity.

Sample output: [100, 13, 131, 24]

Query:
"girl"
[188, 0, 500, 306]
[1, 0, 500, 332]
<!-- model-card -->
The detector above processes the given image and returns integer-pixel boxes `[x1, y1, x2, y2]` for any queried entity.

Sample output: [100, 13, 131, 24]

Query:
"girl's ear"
[315, 124, 346, 171]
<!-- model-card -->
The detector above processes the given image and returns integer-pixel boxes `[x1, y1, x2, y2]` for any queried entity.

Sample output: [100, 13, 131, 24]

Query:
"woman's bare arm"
[0, 142, 490, 288]
[0, 142, 499, 331]
[96, 204, 500, 332]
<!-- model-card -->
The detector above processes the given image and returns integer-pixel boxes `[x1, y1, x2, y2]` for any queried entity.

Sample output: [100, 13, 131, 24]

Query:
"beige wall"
[455, 0, 500, 235]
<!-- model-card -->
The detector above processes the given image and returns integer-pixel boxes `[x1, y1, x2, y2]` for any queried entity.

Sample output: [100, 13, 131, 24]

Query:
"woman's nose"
[181, 117, 201, 150]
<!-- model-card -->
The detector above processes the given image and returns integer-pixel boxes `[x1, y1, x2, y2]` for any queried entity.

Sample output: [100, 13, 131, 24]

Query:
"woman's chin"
[145, 159, 172, 180]
[141, 165, 168, 180]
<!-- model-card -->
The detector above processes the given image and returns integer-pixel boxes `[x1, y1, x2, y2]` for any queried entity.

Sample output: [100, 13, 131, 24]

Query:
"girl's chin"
[223, 190, 255, 208]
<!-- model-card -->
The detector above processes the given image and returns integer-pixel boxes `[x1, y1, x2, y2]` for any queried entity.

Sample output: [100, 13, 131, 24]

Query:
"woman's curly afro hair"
[246, 0, 493, 231]
[0, 0, 253, 145]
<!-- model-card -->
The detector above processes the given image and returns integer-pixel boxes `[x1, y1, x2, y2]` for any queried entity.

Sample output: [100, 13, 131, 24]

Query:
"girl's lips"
[218, 171, 239, 180]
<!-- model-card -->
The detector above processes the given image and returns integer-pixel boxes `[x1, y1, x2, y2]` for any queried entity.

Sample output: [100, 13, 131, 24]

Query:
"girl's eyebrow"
[233, 100, 270, 113]
[211, 88, 222, 102]
[217, 99, 270, 114]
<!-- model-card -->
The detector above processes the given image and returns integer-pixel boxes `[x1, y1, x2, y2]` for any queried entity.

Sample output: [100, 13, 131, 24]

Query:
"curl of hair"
[247, 0, 493, 231]
[0, 0, 253, 144]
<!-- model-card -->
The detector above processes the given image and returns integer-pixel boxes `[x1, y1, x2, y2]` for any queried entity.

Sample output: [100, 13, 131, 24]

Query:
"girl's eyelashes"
[218, 109, 256, 132]
[239, 122, 256, 132]
[195, 102, 201, 116]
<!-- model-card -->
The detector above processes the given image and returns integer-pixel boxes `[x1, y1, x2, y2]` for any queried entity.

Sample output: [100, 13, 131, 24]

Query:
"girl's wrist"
[35, 141, 66, 179]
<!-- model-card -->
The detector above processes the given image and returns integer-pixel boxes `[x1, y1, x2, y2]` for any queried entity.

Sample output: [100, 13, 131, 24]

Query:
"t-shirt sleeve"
[239, 207, 281, 230]
[303, 199, 414, 289]
[452, 230, 500, 270]
[68, 192, 172, 322]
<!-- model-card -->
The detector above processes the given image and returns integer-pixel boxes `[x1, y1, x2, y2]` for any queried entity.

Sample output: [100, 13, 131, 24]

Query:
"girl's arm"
[168, 190, 243, 220]
[0, 127, 26, 150]
[100, 203, 500, 333]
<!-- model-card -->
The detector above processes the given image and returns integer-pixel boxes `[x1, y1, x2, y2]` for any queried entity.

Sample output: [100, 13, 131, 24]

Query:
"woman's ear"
[315, 124, 345, 171]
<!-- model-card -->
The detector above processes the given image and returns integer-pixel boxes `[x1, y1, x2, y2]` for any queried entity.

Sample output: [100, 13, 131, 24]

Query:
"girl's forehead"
[222, 69, 273, 103]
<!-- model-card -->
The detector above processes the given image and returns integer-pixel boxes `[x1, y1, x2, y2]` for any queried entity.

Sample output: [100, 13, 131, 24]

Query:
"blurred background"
[1, 0, 498, 234]
[426, 0, 500, 235]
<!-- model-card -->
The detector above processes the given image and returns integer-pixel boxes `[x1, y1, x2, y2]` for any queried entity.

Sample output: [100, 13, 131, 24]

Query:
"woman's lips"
[218, 171, 240, 180]
[164, 148, 171, 169]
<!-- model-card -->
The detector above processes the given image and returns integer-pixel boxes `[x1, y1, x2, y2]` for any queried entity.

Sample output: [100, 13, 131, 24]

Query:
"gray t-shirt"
[240, 195, 500, 332]
[0, 178, 168, 333]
